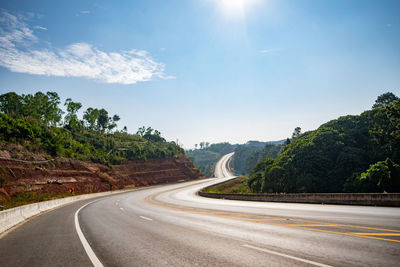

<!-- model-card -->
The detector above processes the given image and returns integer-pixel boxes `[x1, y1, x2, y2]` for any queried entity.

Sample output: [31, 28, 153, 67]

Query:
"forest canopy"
[247, 92, 400, 193]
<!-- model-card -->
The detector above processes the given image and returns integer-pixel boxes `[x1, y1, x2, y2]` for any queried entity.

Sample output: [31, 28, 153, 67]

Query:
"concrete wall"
[198, 192, 400, 207]
[0, 189, 133, 234]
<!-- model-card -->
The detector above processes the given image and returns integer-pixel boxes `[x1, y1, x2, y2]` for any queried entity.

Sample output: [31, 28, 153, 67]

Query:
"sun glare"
[217, 0, 262, 19]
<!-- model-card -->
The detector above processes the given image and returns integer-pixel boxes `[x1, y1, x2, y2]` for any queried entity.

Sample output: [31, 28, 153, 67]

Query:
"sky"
[0, 0, 399, 148]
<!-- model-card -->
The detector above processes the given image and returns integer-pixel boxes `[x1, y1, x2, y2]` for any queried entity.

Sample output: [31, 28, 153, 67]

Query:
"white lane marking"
[242, 244, 332, 267]
[120, 207, 124, 211]
[139, 216, 153, 221]
[75, 201, 104, 267]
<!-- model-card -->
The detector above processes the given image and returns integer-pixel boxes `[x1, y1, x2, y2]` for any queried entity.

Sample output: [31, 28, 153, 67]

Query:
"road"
[214, 152, 235, 178]
[1, 152, 400, 266]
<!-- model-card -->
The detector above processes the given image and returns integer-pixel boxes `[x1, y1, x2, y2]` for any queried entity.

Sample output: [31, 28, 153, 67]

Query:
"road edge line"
[75, 200, 104, 267]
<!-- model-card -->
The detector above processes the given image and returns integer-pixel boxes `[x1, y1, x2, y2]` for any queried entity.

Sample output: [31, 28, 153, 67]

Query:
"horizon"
[0, 0, 399, 149]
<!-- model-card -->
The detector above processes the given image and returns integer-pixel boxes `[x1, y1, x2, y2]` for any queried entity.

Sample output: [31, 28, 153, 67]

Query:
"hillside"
[0, 91, 184, 165]
[0, 91, 204, 208]
[0, 142, 203, 208]
[247, 93, 400, 193]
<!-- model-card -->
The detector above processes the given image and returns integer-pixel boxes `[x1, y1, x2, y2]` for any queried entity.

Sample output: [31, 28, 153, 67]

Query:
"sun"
[222, 0, 245, 12]
[217, 0, 262, 19]
[219, 0, 245, 17]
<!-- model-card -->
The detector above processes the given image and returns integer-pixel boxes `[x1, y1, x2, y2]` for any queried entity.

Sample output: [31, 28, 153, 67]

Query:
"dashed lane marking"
[242, 244, 333, 267]
[140, 216, 153, 221]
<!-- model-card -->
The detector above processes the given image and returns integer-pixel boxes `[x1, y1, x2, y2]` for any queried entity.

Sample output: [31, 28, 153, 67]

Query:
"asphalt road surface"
[1, 153, 400, 266]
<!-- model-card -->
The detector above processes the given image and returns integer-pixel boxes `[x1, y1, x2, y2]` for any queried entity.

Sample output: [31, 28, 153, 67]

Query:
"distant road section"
[1, 152, 400, 266]
[214, 152, 234, 178]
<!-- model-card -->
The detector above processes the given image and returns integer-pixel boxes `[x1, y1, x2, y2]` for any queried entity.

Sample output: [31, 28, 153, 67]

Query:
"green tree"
[263, 165, 286, 193]
[83, 107, 100, 130]
[107, 114, 120, 132]
[0, 92, 24, 116]
[248, 158, 274, 192]
[0, 91, 63, 126]
[359, 158, 400, 192]
[291, 127, 302, 139]
[97, 108, 109, 132]
[43, 92, 63, 126]
[372, 92, 398, 109]
[64, 98, 82, 131]
[200, 142, 205, 149]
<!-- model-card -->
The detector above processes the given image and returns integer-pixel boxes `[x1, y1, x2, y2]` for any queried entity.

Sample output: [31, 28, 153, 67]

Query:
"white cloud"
[33, 25, 47, 30]
[0, 10, 172, 84]
[76, 10, 90, 16]
[259, 48, 281, 54]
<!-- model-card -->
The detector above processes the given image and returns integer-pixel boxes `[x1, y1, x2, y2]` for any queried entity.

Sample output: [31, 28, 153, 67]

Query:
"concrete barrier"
[0, 189, 133, 234]
[198, 191, 400, 207]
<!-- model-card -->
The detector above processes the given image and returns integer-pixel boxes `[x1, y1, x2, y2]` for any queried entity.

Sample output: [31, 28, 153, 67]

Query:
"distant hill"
[187, 140, 285, 177]
[245, 140, 285, 147]
[232, 142, 284, 175]
[186, 143, 236, 177]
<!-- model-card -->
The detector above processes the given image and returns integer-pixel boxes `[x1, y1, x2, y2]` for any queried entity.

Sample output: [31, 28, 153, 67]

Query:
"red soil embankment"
[0, 143, 203, 202]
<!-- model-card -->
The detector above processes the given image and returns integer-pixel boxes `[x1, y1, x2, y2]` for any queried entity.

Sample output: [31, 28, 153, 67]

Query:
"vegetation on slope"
[247, 92, 400, 193]
[0, 91, 183, 165]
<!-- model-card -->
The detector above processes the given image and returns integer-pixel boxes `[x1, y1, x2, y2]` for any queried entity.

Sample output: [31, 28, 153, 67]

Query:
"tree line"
[0, 91, 121, 133]
[0, 91, 182, 164]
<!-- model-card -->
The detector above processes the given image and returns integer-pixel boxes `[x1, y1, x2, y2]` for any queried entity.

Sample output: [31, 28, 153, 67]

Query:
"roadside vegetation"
[3, 191, 73, 209]
[0, 91, 183, 165]
[201, 176, 251, 194]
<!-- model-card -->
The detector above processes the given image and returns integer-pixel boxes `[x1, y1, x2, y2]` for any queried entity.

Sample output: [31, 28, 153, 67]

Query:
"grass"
[202, 176, 252, 194]
[1, 191, 74, 209]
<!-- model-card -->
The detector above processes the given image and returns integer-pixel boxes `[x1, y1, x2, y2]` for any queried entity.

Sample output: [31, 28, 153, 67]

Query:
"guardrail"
[198, 191, 400, 207]
[0, 189, 133, 234]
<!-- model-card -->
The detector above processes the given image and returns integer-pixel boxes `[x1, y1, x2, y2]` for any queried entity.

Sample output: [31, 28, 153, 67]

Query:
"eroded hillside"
[0, 142, 204, 208]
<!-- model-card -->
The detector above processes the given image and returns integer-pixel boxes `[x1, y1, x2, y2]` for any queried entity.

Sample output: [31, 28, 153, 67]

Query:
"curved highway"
[1, 153, 400, 266]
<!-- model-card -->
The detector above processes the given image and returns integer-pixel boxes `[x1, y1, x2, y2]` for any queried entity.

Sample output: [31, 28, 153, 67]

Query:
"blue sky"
[0, 0, 399, 148]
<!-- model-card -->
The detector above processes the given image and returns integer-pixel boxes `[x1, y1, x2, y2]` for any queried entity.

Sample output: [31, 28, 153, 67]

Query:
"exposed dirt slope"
[0, 142, 204, 203]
